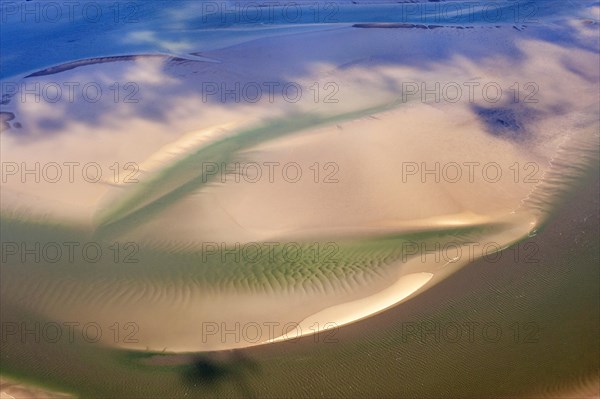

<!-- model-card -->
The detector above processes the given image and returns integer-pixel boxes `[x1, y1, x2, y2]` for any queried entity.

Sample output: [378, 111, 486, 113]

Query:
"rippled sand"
[1, 0, 598, 396]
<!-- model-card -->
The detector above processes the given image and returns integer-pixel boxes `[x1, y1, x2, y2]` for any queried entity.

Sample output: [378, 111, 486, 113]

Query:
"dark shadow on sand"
[181, 352, 260, 398]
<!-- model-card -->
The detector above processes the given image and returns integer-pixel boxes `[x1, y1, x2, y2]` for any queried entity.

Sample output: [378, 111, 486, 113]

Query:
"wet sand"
[23, 55, 213, 78]
[2, 161, 595, 398]
[0, 0, 598, 396]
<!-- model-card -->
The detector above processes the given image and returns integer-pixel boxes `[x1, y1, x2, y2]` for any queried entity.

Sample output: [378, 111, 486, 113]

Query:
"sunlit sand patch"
[268, 272, 435, 344]
[0, 377, 73, 399]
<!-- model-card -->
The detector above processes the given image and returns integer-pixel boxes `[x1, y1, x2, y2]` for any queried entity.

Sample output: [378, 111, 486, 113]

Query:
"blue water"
[0, 0, 591, 79]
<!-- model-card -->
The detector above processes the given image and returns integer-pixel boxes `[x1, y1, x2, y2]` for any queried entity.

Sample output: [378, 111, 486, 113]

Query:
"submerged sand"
[2, 26, 599, 352]
[0, 0, 598, 358]
[0, 0, 598, 397]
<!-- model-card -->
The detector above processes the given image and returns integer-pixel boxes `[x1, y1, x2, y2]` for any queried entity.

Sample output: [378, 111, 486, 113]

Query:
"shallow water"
[1, 0, 598, 397]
